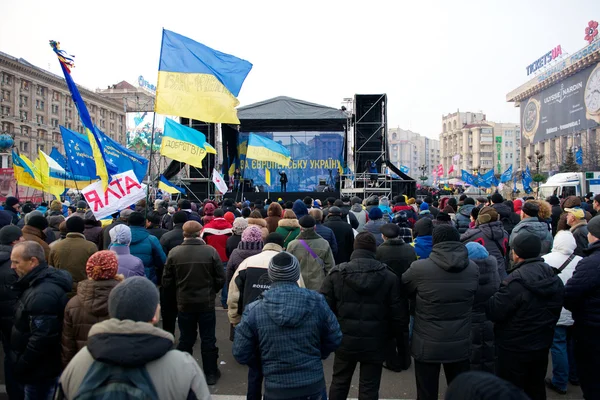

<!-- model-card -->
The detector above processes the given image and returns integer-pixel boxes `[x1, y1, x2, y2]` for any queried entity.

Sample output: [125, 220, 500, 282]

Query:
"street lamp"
[527, 150, 545, 189]
[418, 164, 428, 185]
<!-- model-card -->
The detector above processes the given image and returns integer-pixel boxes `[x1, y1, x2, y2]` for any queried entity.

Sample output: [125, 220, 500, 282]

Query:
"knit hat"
[368, 207, 383, 220]
[0, 211, 12, 229]
[328, 206, 342, 216]
[77, 200, 88, 210]
[108, 276, 159, 322]
[548, 195, 560, 206]
[265, 232, 284, 247]
[119, 209, 133, 221]
[351, 196, 362, 205]
[464, 197, 475, 206]
[354, 231, 377, 252]
[5, 197, 19, 208]
[224, 211, 235, 224]
[66, 216, 85, 233]
[414, 218, 434, 237]
[47, 215, 65, 230]
[23, 210, 42, 224]
[22, 203, 34, 214]
[0, 226, 22, 245]
[380, 223, 400, 239]
[299, 215, 316, 228]
[86, 251, 119, 281]
[436, 212, 452, 222]
[50, 200, 62, 212]
[564, 207, 585, 220]
[268, 252, 300, 282]
[521, 201, 539, 217]
[432, 225, 460, 245]
[512, 233, 542, 259]
[292, 199, 308, 219]
[491, 193, 503, 204]
[109, 224, 132, 245]
[588, 216, 600, 238]
[232, 217, 249, 235]
[183, 221, 202, 237]
[242, 225, 263, 242]
[477, 206, 499, 225]
[465, 242, 489, 260]
[203, 203, 215, 216]
[420, 202, 429, 211]
[27, 215, 48, 231]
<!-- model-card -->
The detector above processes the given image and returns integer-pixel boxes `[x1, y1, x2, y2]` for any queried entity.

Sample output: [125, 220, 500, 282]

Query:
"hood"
[204, 218, 232, 230]
[513, 258, 564, 298]
[517, 218, 550, 241]
[129, 226, 150, 244]
[551, 230, 577, 255]
[87, 319, 174, 367]
[203, 202, 215, 216]
[247, 217, 267, 228]
[465, 241, 489, 260]
[292, 200, 308, 219]
[429, 242, 470, 272]
[339, 249, 386, 294]
[477, 220, 506, 242]
[77, 279, 119, 317]
[492, 203, 512, 218]
[262, 283, 319, 328]
[0, 244, 11, 264]
[459, 204, 475, 217]
[380, 197, 389, 207]
[351, 203, 364, 212]
[278, 218, 300, 229]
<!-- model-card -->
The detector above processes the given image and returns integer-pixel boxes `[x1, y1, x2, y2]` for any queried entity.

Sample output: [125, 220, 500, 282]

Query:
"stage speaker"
[354, 94, 386, 174]
[187, 182, 209, 200]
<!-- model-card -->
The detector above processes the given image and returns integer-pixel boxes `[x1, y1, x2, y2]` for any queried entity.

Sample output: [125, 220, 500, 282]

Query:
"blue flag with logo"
[576, 147, 583, 165]
[50, 147, 68, 170]
[523, 165, 533, 193]
[491, 175, 500, 187]
[500, 165, 513, 183]
[478, 169, 495, 188]
[400, 165, 410, 174]
[461, 169, 477, 186]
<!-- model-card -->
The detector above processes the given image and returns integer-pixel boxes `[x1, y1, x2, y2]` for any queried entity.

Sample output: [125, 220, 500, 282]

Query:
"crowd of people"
[0, 191, 598, 399]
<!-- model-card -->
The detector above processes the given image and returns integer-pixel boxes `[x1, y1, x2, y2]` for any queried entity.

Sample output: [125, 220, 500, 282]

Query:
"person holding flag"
[279, 170, 288, 192]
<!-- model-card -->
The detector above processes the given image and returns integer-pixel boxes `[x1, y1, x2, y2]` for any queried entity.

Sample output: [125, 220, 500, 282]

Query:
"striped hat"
[268, 252, 300, 282]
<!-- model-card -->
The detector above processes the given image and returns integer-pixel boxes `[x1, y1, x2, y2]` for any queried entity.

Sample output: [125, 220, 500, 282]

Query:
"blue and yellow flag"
[161, 119, 217, 168]
[265, 168, 272, 186]
[155, 29, 252, 124]
[246, 134, 291, 166]
[50, 40, 113, 189]
[158, 175, 185, 195]
[12, 151, 44, 191]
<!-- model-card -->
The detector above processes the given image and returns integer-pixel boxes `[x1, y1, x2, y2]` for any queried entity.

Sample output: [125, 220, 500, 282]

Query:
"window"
[20, 95, 28, 107]
[51, 118, 59, 128]
[119, 125, 123, 134]
[1, 73, 13, 85]
[38, 130, 46, 140]
[1, 89, 10, 100]
[66, 109, 72, 119]
[109, 122, 115, 132]
[53, 132, 60, 142]
[1, 106, 10, 116]
[51, 104, 59, 114]
[36, 115, 44, 124]
[19, 110, 27, 120]
[36, 86, 46, 98]
[35, 100, 45, 111]
[100, 120, 105, 129]
[110, 111, 115, 120]
[37, 144, 45, 152]
[20, 80, 29, 91]
[1, 122, 13, 133]
[100, 108, 106, 118]
[21, 126, 29, 136]
[66, 122, 72, 129]
[52, 91, 60, 101]
[20, 141, 28, 152]
[92, 117, 95, 124]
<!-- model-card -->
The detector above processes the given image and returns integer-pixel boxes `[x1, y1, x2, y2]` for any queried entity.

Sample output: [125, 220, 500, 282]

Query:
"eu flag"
[461, 170, 477, 186]
[500, 165, 513, 183]
[576, 147, 583, 165]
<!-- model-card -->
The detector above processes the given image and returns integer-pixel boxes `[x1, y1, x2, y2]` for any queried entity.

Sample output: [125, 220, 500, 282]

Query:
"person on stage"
[233, 168, 241, 191]
[368, 161, 378, 187]
[279, 170, 288, 192]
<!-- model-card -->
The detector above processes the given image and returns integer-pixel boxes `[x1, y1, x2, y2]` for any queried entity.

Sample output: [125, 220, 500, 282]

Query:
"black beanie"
[512, 233, 542, 259]
[265, 232, 285, 247]
[491, 192, 504, 204]
[432, 225, 460, 245]
[522, 201, 539, 217]
[414, 218, 434, 237]
[464, 197, 475, 206]
[66, 216, 85, 233]
[27, 215, 48, 231]
[354, 232, 377, 253]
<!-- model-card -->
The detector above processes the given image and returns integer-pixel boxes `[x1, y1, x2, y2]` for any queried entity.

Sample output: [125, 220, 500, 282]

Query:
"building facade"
[0, 51, 127, 165]
[388, 128, 440, 184]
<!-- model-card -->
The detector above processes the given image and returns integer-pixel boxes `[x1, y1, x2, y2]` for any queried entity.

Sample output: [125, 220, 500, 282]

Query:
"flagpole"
[144, 112, 157, 219]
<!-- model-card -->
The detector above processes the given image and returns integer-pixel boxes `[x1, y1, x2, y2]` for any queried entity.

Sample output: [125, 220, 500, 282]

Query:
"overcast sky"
[1, 0, 597, 138]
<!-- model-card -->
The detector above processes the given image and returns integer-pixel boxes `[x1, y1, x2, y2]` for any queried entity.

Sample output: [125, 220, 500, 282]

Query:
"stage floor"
[224, 191, 340, 204]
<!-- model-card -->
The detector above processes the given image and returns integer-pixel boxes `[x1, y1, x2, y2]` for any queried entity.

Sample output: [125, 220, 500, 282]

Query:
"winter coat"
[146, 226, 168, 241]
[275, 219, 301, 249]
[254, 206, 268, 219]
[247, 217, 269, 240]
[61, 278, 119, 367]
[509, 217, 553, 256]
[321, 249, 408, 362]
[22, 225, 51, 261]
[287, 228, 335, 291]
[292, 200, 308, 219]
[486, 257, 564, 352]
[542, 231, 581, 327]
[159, 222, 185, 256]
[461, 221, 509, 279]
[49, 233, 98, 296]
[110, 245, 145, 278]
[376, 238, 417, 279]
[233, 282, 341, 399]
[5, 206, 19, 225]
[0, 245, 19, 345]
[226, 241, 264, 284]
[467, 245, 500, 373]
[492, 202, 518, 235]
[323, 215, 355, 264]
[128, 226, 167, 284]
[402, 241, 479, 363]
[10, 263, 72, 384]
[570, 221, 589, 257]
[364, 219, 386, 246]
[315, 223, 338, 258]
[412, 235, 433, 259]
[226, 234, 242, 259]
[227, 243, 305, 326]
[201, 218, 233, 262]
[265, 206, 282, 233]
[551, 204, 562, 235]
[564, 240, 600, 329]
[162, 238, 225, 313]
[83, 223, 102, 247]
[456, 204, 474, 234]
[350, 203, 368, 233]
[56, 319, 211, 400]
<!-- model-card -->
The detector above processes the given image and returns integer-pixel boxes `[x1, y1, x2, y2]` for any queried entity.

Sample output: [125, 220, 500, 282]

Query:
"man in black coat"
[309, 209, 338, 259]
[321, 232, 407, 400]
[9, 240, 72, 398]
[548, 195, 562, 235]
[146, 211, 168, 240]
[402, 225, 479, 400]
[278, 170, 288, 192]
[564, 216, 600, 399]
[4, 197, 20, 226]
[486, 233, 564, 400]
[375, 223, 416, 372]
[324, 207, 356, 265]
[160, 211, 189, 255]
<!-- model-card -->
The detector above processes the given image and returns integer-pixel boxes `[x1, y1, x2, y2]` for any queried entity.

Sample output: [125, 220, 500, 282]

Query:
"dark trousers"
[574, 325, 600, 399]
[23, 378, 57, 400]
[177, 310, 218, 374]
[414, 359, 470, 400]
[265, 388, 326, 400]
[281, 182, 287, 192]
[329, 354, 383, 400]
[247, 364, 263, 400]
[385, 334, 411, 371]
[496, 348, 548, 400]
[160, 286, 178, 335]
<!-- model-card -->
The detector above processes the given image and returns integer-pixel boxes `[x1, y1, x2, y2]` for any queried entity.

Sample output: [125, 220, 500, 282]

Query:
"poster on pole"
[81, 170, 146, 219]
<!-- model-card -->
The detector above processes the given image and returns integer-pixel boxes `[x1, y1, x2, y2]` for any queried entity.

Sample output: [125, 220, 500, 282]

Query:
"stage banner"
[81, 170, 146, 220]
[238, 131, 344, 192]
[521, 63, 600, 146]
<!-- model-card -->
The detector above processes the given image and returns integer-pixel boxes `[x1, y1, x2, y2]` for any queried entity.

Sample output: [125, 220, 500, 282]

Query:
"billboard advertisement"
[126, 112, 179, 152]
[521, 62, 600, 145]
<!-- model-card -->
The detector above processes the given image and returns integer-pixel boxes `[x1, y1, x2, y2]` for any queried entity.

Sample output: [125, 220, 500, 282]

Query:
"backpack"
[73, 360, 159, 400]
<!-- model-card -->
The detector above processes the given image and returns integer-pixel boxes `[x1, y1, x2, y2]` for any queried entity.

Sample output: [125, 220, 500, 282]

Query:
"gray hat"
[0, 226, 22, 245]
[328, 206, 342, 215]
[268, 252, 300, 282]
[119, 209, 134, 221]
[76, 200, 88, 210]
[108, 276, 159, 322]
[588, 215, 600, 239]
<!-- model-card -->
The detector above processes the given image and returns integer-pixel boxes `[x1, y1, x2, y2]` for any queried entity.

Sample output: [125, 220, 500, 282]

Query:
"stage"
[224, 191, 340, 204]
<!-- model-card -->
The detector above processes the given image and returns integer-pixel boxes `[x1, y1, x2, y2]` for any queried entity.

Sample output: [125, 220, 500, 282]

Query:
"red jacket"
[201, 218, 233, 261]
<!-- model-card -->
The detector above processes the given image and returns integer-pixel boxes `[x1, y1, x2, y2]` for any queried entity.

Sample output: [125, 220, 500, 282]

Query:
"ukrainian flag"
[12, 151, 43, 191]
[265, 168, 272, 186]
[161, 119, 217, 168]
[155, 29, 253, 124]
[246, 134, 291, 166]
[158, 175, 185, 195]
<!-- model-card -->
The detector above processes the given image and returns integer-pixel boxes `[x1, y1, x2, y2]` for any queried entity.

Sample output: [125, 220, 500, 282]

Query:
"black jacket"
[0, 245, 19, 344]
[320, 249, 408, 362]
[486, 257, 564, 352]
[492, 203, 518, 234]
[551, 204, 562, 235]
[456, 204, 474, 234]
[5, 207, 19, 225]
[147, 225, 168, 241]
[402, 241, 480, 363]
[159, 223, 185, 256]
[375, 239, 417, 279]
[323, 215, 355, 265]
[570, 222, 589, 258]
[461, 221, 509, 279]
[564, 241, 600, 328]
[10, 263, 72, 384]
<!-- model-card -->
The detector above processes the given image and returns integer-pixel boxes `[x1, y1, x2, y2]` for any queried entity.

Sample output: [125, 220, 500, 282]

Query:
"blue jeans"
[221, 262, 228, 307]
[24, 377, 58, 400]
[550, 325, 578, 391]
